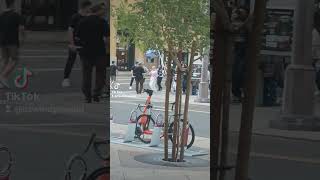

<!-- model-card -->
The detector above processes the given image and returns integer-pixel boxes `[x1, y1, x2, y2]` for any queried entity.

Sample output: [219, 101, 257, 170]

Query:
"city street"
[0, 32, 107, 179]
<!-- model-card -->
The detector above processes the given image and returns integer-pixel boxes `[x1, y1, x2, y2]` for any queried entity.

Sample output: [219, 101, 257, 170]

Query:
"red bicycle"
[133, 89, 195, 149]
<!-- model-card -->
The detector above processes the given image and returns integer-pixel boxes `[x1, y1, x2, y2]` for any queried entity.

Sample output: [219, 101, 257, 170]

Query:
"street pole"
[270, 0, 320, 130]
[195, 54, 210, 103]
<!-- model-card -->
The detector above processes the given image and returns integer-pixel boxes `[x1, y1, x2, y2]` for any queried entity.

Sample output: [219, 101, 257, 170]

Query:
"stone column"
[195, 54, 210, 103]
[270, 0, 320, 130]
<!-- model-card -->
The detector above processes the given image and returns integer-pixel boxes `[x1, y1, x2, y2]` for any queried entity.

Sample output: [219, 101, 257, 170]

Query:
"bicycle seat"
[143, 89, 153, 96]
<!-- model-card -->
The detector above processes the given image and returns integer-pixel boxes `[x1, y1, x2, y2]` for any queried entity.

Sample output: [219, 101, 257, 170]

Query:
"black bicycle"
[64, 134, 109, 180]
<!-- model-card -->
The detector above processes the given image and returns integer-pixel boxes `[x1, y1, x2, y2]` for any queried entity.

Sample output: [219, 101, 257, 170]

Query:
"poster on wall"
[261, 8, 294, 52]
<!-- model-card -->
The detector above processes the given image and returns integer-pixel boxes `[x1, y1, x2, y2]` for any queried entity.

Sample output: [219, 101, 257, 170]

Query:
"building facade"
[110, 0, 156, 71]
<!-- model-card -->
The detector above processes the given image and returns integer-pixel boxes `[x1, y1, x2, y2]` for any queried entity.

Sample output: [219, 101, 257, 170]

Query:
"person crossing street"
[61, 0, 92, 88]
[77, 4, 108, 103]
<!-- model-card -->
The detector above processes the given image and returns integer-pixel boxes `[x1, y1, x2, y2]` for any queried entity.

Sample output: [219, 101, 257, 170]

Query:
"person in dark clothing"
[231, 7, 250, 102]
[62, 0, 92, 87]
[157, 65, 164, 91]
[133, 63, 145, 94]
[0, 0, 26, 88]
[77, 4, 108, 103]
[110, 61, 117, 82]
[182, 64, 188, 94]
[129, 62, 138, 89]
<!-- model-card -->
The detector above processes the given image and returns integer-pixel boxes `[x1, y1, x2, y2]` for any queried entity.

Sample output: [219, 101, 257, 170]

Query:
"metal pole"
[195, 54, 210, 103]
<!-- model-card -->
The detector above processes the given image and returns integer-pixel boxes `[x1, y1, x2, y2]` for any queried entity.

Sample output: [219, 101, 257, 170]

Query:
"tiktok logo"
[14, 67, 32, 89]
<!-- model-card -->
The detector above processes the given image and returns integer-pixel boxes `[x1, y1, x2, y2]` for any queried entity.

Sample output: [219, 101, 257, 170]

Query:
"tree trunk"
[164, 49, 173, 161]
[180, 41, 196, 161]
[234, 1, 266, 180]
[219, 33, 233, 180]
[172, 58, 182, 162]
[212, 11, 227, 180]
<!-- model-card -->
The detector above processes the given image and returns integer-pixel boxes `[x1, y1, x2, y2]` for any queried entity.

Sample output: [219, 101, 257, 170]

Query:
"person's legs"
[94, 58, 107, 101]
[140, 78, 145, 93]
[80, 57, 93, 102]
[130, 77, 134, 86]
[63, 49, 77, 79]
[135, 78, 140, 94]
[157, 77, 162, 91]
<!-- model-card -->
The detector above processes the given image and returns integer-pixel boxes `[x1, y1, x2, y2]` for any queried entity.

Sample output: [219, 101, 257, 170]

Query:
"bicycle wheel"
[168, 119, 195, 149]
[135, 114, 155, 144]
[86, 167, 109, 180]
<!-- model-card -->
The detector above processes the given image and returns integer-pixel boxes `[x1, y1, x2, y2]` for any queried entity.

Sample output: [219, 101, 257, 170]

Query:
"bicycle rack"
[149, 113, 164, 147]
[124, 110, 138, 142]
[0, 146, 13, 180]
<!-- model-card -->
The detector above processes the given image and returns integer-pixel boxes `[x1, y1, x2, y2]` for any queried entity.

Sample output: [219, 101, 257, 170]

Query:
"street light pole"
[195, 54, 210, 103]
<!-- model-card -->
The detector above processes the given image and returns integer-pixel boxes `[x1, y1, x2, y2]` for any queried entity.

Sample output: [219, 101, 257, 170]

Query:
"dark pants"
[232, 43, 246, 98]
[182, 78, 187, 93]
[130, 77, 135, 86]
[157, 77, 163, 91]
[80, 56, 106, 99]
[64, 49, 77, 79]
[135, 78, 144, 94]
[263, 77, 277, 106]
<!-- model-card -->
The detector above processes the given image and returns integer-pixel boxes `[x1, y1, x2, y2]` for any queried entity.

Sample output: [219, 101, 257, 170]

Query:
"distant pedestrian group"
[130, 62, 165, 94]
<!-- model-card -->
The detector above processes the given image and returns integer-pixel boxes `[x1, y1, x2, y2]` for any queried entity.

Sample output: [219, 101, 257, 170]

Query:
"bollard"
[149, 114, 163, 147]
[123, 111, 138, 142]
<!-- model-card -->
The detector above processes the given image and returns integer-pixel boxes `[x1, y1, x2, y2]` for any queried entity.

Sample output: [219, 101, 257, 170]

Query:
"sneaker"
[129, 86, 132, 90]
[62, 78, 71, 87]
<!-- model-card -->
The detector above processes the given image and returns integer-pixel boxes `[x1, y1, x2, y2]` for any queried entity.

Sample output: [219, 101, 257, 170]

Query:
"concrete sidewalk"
[110, 143, 210, 180]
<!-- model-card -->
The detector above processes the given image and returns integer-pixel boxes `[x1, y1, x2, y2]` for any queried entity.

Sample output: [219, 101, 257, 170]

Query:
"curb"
[230, 130, 320, 142]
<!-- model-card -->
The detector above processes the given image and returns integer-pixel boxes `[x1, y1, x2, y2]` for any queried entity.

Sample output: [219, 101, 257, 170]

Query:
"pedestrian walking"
[0, 0, 25, 88]
[133, 62, 145, 94]
[231, 7, 250, 103]
[157, 64, 164, 91]
[77, 4, 108, 103]
[129, 62, 138, 90]
[182, 64, 188, 94]
[149, 66, 158, 91]
[61, 0, 92, 88]
[110, 61, 117, 82]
